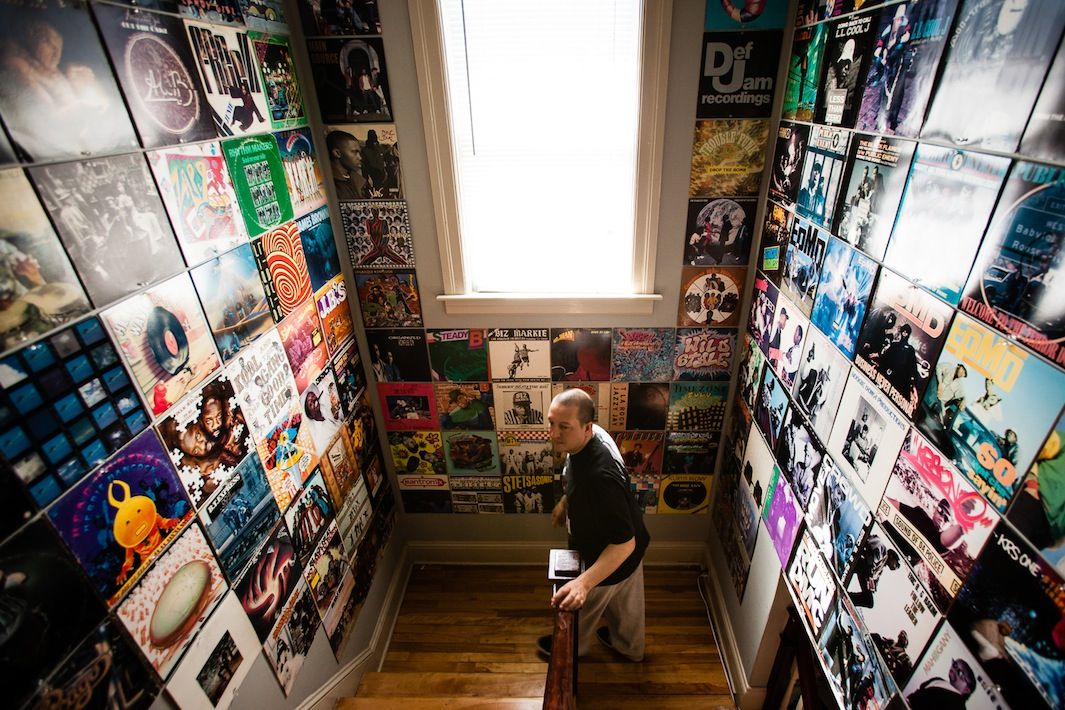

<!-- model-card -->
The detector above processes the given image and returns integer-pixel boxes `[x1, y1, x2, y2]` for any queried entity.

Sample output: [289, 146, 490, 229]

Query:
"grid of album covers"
[713, 2, 1065, 710]
[0, 1, 397, 707]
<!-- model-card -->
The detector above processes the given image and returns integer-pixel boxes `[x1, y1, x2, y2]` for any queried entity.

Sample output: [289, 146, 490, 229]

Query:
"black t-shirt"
[564, 426, 650, 586]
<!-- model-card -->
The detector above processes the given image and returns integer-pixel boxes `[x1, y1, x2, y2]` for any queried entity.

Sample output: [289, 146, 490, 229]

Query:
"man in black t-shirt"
[537, 388, 650, 662]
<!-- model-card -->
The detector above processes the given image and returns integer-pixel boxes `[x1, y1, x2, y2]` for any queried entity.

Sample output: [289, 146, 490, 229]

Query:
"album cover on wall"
[551, 382, 610, 429]
[730, 456, 762, 561]
[1020, 38, 1065, 163]
[770, 123, 809, 204]
[760, 204, 793, 285]
[332, 338, 365, 419]
[805, 458, 873, 580]
[684, 197, 756, 266]
[234, 519, 301, 642]
[493, 381, 549, 431]
[781, 24, 825, 121]
[765, 295, 810, 389]
[1007, 413, 1065, 571]
[389, 430, 446, 482]
[487, 328, 550, 381]
[833, 134, 915, 260]
[199, 452, 278, 581]
[697, 31, 781, 119]
[366, 328, 431, 383]
[658, 473, 713, 514]
[714, 482, 753, 599]
[226, 328, 298, 439]
[354, 271, 421, 328]
[192, 244, 275, 363]
[498, 430, 554, 513]
[319, 428, 359, 506]
[611, 327, 675, 382]
[550, 327, 612, 382]
[960, 162, 1065, 369]
[275, 299, 327, 396]
[787, 530, 837, 638]
[678, 266, 745, 328]
[673, 328, 734, 381]
[185, 21, 270, 138]
[291, 207, 337, 291]
[705, 0, 787, 30]
[795, 0, 833, 28]
[261, 576, 318, 695]
[300, 366, 343, 456]
[792, 326, 851, 445]
[298, 0, 381, 35]
[810, 237, 879, 359]
[903, 622, 1008, 709]
[324, 123, 402, 200]
[434, 382, 494, 430]
[31, 153, 183, 307]
[815, 588, 896, 710]
[224, 134, 295, 238]
[736, 334, 765, 413]
[0, 0, 138, 162]
[315, 276, 354, 356]
[667, 382, 728, 432]
[377, 382, 435, 431]
[252, 221, 312, 321]
[754, 363, 789, 453]
[884, 145, 1010, 305]
[308, 38, 393, 123]
[795, 125, 849, 229]
[341, 200, 413, 270]
[177, 0, 241, 23]
[284, 467, 334, 566]
[780, 216, 828, 317]
[814, 11, 877, 128]
[775, 408, 824, 508]
[616, 431, 665, 511]
[277, 128, 325, 217]
[255, 402, 318, 510]
[748, 272, 779, 355]
[688, 119, 769, 197]
[740, 422, 776, 515]
[426, 328, 488, 382]
[763, 466, 802, 567]
[253, 33, 307, 130]
[663, 431, 718, 475]
[449, 475, 504, 514]
[610, 382, 669, 431]
[916, 314, 1065, 512]
[442, 429, 498, 475]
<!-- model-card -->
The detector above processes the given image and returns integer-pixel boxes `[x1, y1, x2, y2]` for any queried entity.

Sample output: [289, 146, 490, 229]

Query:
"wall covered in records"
[0, 0, 398, 708]
[712, 0, 1065, 708]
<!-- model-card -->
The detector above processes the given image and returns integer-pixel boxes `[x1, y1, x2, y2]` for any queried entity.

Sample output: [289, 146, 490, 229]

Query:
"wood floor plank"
[338, 698, 544, 709]
[358, 672, 546, 698]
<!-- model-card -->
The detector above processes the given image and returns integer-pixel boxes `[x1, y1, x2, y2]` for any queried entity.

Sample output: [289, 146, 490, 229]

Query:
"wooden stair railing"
[543, 604, 577, 710]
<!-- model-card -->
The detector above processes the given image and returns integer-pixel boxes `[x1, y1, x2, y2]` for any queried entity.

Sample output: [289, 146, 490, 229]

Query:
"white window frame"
[408, 0, 671, 315]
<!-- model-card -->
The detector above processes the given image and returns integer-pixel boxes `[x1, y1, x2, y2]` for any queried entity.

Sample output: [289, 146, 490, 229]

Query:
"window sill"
[436, 293, 662, 315]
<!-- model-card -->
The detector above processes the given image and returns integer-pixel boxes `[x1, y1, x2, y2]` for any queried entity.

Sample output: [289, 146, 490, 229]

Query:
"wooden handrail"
[543, 607, 577, 710]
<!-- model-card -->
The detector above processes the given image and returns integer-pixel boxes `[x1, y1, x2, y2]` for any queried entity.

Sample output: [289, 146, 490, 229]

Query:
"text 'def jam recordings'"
[698, 31, 783, 119]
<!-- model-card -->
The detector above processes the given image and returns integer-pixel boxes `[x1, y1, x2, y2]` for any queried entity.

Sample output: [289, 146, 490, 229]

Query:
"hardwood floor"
[341, 564, 735, 709]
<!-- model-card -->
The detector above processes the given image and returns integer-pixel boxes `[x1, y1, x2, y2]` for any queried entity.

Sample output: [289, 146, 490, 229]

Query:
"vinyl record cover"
[815, 588, 896, 710]
[697, 31, 782, 119]
[782, 24, 826, 122]
[226, 328, 298, 439]
[763, 466, 802, 567]
[854, 268, 953, 418]
[1007, 412, 1065, 571]
[792, 325, 852, 445]
[616, 430, 664, 512]
[255, 402, 318, 510]
[903, 621, 1008, 709]
[442, 429, 499, 474]
[787, 530, 837, 638]
[331, 338, 365, 419]
[315, 275, 353, 356]
[713, 474, 753, 599]
[795, 0, 833, 27]
[290, 208, 337, 295]
[673, 328, 735, 381]
[319, 427, 358, 506]
[610, 382, 669, 431]
[855, 0, 959, 138]
[678, 265, 745, 328]
[885, 145, 1010, 304]
[240, 0, 286, 33]
[224, 134, 295, 238]
[705, 0, 788, 29]
[94, 4, 216, 148]
[341, 200, 413, 270]
[551, 382, 611, 429]
[253, 221, 312, 321]
[550, 327, 612, 382]
[253, 34, 306, 130]
[434, 382, 493, 430]
[486, 328, 550, 382]
[156, 372, 251, 510]
[493, 381, 549, 431]
[300, 522, 347, 614]
[748, 272, 779, 354]
[277, 298, 328, 395]
[308, 38, 392, 123]
[354, 271, 421, 328]
[663, 431, 718, 474]
[335, 474, 371, 551]
[769, 122, 809, 204]
[177, 0, 241, 23]
[658, 473, 712, 514]
[0, 0, 139, 163]
[297, 0, 381, 35]
[30, 153, 183, 307]
[0, 169, 91, 353]
[0, 316, 148, 507]
[365, 328, 431, 383]
[284, 467, 334, 565]
[115, 522, 227, 679]
[722, 398, 748, 479]
[795, 125, 850, 229]
[684, 197, 756, 266]
[922, 0, 1065, 152]
[740, 417, 777, 515]
[449, 475, 504, 514]
[754, 363, 789, 452]
[667, 381, 728, 432]
[325, 123, 402, 200]
[185, 21, 270, 138]
[300, 366, 343, 456]
[780, 215, 828, 317]
[165, 591, 259, 710]
[377, 382, 436, 431]
[426, 328, 488, 382]
[960, 162, 1065, 369]
[916, 314, 1065, 511]
[736, 333, 766, 412]
[148, 142, 249, 265]
[775, 408, 824, 508]
[498, 430, 553, 513]
[827, 368, 908, 506]
[949, 521, 1065, 708]
[198, 452, 279, 581]
[814, 11, 878, 128]
[611, 327, 675, 382]
[277, 128, 325, 216]
[263, 577, 318, 696]
[688, 119, 769, 197]
[810, 236, 879, 358]
[765, 295, 810, 389]
[389, 430, 446, 481]
[234, 519, 301, 642]
[1020, 37, 1065, 163]
[730, 448, 763, 560]
[191, 243, 274, 362]
[103, 274, 221, 418]
[805, 458, 873, 579]
[833, 133, 916, 260]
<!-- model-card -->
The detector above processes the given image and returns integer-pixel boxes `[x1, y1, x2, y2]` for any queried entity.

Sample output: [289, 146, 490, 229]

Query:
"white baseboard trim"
[701, 545, 751, 708]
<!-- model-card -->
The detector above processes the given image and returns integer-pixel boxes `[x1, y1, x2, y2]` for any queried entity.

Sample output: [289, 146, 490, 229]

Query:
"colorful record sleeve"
[377, 382, 436, 431]
[0, 316, 149, 507]
[770, 122, 809, 204]
[792, 322, 852, 445]
[833, 133, 916, 260]
[550, 327, 612, 382]
[493, 381, 549, 431]
[277, 298, 328, 395]
[255, 402, 318, 510]
[486, 328, 550, 382]
[498, 430, 554, 513]
[805, 458, 873, 579]
[102, 273, 221, 418]
[223, 133, 295, 238]
[916, 314, 1065, 512]
[704, 0, 787, 30]
[365, 328, 431, 383]
[748, 272, 779, 354]
[611, 327, 675, 382]
[779, 216, 828, 317]
[658, 473, 713, 514]
[673, 328, 734, 381]
[551, 382, 611, 429]
[315, 276, 354, 356]
[331, 338, 365, 417]
[810, 237, 879, 359]
[740, 417, 776, 515]
[678, 266, 746, 328]
[234, 519, 301, 642]
[663, 431, 718, 474]
[781, 24, 826, 122]
[156, 372, 251, 510]
[814, 11, 878, 128]
[93, 4, 217, 148]
[0, 518, 109, 708]
[775, 408, 824, 508]
[308, 38, 393, 124]
[434, 382, 494, 430]
[176, 0, 241, 23]
[277, 128, 325, 216]
[903, 622, 1008, 709]
[960, 162, 1065, 369]
[148, 141, 249, 265]
[301, 522, 348, 614]
[922, 0, 1065, 153]
[284, 467, 334, 566]
[198, 452, 279, 581]
[30, 153, 184, 308]
[697, 31, 781, 119]
[794, 125, 850, 230]
[184, 21, 271, 138]
[115, 522, 227, 680]
[240, 0, 287, 34]
[319, 428, 358, 507]
[390, 430, 446, 480]
[297, 0, 380, 36]
[253, 34, 307, 130]
[191, 243, 275, 363]
[765, 295, 810, 390]
[449, 474, 503, 514]
[263, 578, 319, 696]
[885, 145, 1010, 305]
[763, 466, 802, 566]
[426, 328, 488, 382]
[252, 221, 313, 321]
[688, 119, 769, 197]
[786, 530, 837, 638]
[354, 271, 422, 328]
[684, 197, 756, 266]
[815, 588, 897, 710]
[667, 381, 728, 432]
[226, 328, 298, 439]
[1007, 412, 1065, 571]
[949, 520, 1065, 708]
[615, 430, 664, 502]
[795, 0, 833, 31]
[295, 205, 340, 291]
[442, 429, 499, 474]
[610, 382, 669, 431]
[300, 366, 342, 456]
[327, 122, 402, 198]
[754, 363, 789, 452]
[1020, 38, 1065, 163]
[341, 200, 414, 270]
[0, 0, 139, 162]
[854, 0, 959, 139]
[736, 332, 766, 411]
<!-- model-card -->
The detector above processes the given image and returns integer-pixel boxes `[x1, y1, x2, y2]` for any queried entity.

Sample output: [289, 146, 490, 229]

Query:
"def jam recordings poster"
[697, 31, 782, 119]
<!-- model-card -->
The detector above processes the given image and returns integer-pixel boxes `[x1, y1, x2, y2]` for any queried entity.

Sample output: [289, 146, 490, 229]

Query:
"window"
[409, 0, 670, 314]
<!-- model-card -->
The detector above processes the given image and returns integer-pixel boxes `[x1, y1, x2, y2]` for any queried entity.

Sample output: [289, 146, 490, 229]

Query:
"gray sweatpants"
[577, 563, 645, 661]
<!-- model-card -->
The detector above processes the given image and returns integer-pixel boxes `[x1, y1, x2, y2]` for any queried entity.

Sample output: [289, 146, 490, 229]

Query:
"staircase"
[338, 564, 734, 709]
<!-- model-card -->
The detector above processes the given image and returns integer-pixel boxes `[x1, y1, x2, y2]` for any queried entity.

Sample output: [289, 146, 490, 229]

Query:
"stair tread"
[357, 671, 547, 698]
[338, 698, 545, 709]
